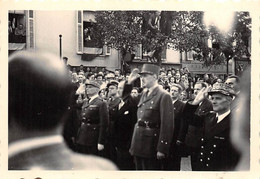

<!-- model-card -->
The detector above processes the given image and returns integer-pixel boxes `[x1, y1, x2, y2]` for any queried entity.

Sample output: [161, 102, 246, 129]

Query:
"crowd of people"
[68, 65, 227, 104]
[8, 51, 250, 171]
[64, 62, 246, 171]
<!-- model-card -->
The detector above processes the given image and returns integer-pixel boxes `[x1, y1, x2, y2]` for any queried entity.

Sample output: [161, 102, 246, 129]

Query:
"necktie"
[212, 114, 218, 125]
[118, 99, 124, 110]
[144, 90, 149, 100]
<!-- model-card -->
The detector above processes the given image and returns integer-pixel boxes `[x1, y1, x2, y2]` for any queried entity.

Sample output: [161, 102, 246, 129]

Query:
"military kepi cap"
[85, 80, 101, 89]
[208, 83, 235, 97]
[107, 80, 119, 88]
[170, 83, 183, 91]
[139, 64, 160, 76]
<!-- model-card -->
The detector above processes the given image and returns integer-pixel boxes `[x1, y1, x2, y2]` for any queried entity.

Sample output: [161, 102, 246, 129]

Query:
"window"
[8, 10, 35, 53]
[8, 11, 26, 43]
[77, 11, 109, 56]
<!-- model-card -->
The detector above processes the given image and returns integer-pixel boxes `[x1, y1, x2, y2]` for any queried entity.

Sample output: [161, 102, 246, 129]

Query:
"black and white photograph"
[1, 0, 259, 178]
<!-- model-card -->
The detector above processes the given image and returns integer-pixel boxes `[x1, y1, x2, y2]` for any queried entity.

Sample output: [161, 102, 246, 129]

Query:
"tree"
[92, 11, 251, 72]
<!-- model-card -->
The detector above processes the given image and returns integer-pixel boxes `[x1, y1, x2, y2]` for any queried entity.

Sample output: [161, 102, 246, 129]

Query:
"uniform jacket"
[107, 97, 121, 139]
[76, 96, 109, 146]
[197, 113, 240, 171]
[128, 84, 174, 158]
[178, 98, 212, 148]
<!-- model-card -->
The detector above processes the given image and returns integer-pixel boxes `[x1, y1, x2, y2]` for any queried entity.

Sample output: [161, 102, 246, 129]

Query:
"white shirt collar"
[89, 94, 99, 103]
[172, 98, 178, 104]
[216, 110, 231, 123]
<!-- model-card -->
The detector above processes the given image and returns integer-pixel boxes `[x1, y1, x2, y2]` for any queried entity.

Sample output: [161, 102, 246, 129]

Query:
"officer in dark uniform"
[127, 64, 174, 170]
[75, 80, 109, 156]
[182, 83, 240, 171]
[105, 80, 121, 163]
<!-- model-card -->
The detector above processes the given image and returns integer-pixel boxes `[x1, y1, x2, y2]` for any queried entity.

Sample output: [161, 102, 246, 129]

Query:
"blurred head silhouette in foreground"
[9, 51, 73, 132]
[231, 67, 250, 171]
[8, 51, 117, 170]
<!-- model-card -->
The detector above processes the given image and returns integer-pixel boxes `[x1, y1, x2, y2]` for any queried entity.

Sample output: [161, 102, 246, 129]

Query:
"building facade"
[8, 10, 242, 75]
[8, 10, 121, 71]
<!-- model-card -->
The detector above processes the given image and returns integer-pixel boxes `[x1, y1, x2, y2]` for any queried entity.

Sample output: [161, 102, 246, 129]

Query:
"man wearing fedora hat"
[126, 64, 174, 170]
[182, 83, 240, 171]
[75, 80, 109, 156]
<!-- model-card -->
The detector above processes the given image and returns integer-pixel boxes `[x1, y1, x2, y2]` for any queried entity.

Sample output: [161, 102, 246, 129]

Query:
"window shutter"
[106, 46, 111, 55]
[134, 44, 142, 59]
[187, 51, 193, 61]
[76, 10, 83, 54]
[27, 10, 35, 49]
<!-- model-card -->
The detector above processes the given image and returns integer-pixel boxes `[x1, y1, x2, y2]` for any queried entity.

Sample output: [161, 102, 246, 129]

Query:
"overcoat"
[76, 97, 109, 147]
[129, 85, 174, 158]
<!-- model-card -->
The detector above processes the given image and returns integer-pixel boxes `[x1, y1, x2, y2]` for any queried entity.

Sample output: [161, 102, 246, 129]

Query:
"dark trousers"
[186, 146, 200, 171]
[116, 148, 135, 170]
[163, 154, 181, 171]
[104, 141, 117, 163]
[134, 156, 160, 170]
[75, 144, 99, 156]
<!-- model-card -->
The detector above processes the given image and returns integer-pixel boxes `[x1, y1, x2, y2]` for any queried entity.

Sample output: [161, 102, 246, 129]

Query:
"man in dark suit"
[178, 82, 213, 170]
[112, 80, 138, 170]
[225, 75, 241, 112]
[127, 64, 174, 170]
[75, 80, 109, 156]
[163, 83, 185, 170]
[183, 83, 240, 171]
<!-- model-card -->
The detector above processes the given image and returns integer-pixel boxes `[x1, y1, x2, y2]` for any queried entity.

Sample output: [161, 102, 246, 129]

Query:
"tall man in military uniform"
[75, 80, 109, 156]
[127, 64, 174, 170]
[182, 83, 240, 170]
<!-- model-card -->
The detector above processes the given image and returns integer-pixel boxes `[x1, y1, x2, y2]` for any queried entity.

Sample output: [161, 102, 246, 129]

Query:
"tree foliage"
[93, 11, 251, 67]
